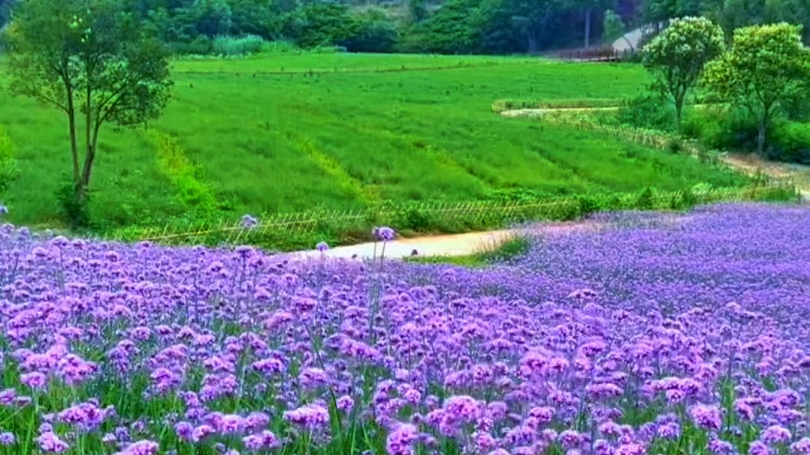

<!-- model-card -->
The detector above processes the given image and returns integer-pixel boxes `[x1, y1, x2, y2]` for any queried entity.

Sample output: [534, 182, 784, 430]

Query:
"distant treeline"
[1, 0, 809, 55]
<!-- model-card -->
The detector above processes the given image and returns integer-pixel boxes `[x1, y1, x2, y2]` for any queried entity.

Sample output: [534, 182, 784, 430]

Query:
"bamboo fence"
[114, 182, 795, 246]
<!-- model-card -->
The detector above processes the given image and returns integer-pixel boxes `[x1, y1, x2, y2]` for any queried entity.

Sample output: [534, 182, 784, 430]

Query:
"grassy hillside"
[0, 53, 745, 233]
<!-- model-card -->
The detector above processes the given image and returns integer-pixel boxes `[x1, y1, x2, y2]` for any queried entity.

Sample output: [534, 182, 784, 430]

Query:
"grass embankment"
[0, 52, 754, 249]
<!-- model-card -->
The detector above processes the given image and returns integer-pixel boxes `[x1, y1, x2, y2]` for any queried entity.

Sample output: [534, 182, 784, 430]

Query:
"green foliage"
[5, 0, 174, 213]
[397, 0, 482, 54]
[705, 0, 810, 43]
[211, 34, 268, 56]
[341, 8, 399, 53]
[478, 235, 532, 262]
[702, 23, 810, 154]
[766, 121, 810, 164]
[120, 183, 791, 252]
[492, 97, 622, 112]
[616, 92, 677, 131]
[0, 127, 19, 193]
[642, 16, 726, 129]
[682, 106, 760, 150]
[151, 132, 219, 218]
[409, 235, 532, 267]
[603, 9, 627, 42]
[6, 0, 809, 58]
[193, 0, 233, 37]
[636, 186, 655, 208]
[282, 2, 355, 49]
[55, 180, 92, 229]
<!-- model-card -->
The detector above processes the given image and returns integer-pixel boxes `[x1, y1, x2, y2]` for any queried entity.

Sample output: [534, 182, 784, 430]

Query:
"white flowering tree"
[642, 16, 726, 131]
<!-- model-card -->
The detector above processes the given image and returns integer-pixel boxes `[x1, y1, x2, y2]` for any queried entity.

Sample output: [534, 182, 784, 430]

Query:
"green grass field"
[0, 52, 747, 234]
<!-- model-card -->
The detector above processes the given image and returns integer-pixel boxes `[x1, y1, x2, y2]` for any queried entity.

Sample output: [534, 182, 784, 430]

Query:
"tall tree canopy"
[642, 16, 725, 129]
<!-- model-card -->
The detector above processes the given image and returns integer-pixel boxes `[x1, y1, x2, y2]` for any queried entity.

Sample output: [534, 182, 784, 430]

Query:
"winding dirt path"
[289, 211, 706, 261]
[290, 223, 604, 261]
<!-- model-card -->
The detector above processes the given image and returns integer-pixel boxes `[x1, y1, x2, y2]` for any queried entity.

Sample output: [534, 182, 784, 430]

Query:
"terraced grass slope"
[0, 53, 745, 231]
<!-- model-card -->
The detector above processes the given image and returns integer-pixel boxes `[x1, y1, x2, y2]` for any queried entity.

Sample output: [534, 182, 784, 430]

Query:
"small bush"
[616, 93, 676, 132]
[56, 181, 92, 230]
[341, 19, 398, 53]
[212, 35, 269, 57]
[636, 187, 655, 209]
[397, 206, 435, 232]
[0, 128, 19, 192]
[477, 235, 532, 264]
[682, 108, 810, 164]
[577, 195, 601, 216]
[263, 40, 300, 54]
[766, 121, 810, 164]
[173, 37, 214, 56]
[681, 107, 759, 151]
[666, 139, 683, 154]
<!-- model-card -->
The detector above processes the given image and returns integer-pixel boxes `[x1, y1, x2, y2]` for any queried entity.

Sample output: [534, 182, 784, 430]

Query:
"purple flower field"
[1, 203, 810, 455]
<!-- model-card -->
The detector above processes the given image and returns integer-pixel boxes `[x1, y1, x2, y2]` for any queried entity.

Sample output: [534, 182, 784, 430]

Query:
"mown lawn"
[0, 52, 745, 231]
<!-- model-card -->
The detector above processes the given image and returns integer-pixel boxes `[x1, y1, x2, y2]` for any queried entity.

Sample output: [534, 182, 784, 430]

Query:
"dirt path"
[290, 222, 603, 260]
[721, 152, 810, 200]
[500, 106, 619, 117]
[289, 214, 702, 261]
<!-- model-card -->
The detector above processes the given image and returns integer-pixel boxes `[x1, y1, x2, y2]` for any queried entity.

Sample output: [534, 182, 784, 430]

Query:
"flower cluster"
[0, 203, 807, 455]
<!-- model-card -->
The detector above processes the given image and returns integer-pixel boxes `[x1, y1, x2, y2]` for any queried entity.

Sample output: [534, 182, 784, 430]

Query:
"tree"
[0, 0, 13, 28]
[4, 0, 173, 206]
[190, 0, 232, 37]
[508, 0, 566, 53]
[642, 16, 725, 130]
[408, 0, 429, 23]
[703, 23, 810, 155]
[603, 8, 631, 48]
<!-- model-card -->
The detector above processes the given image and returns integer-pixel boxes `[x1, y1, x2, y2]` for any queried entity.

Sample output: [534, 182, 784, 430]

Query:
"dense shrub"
[0, 127, 19, 193]
[262, 40, 301, 54]
[616, 93, 676, 131]
[169, 36, 215, 56]
[682, 107, 810, 164]
[341, 14, 398, 53]
[281, 2, 356, 49]
[211, 34, 268, 56]
[766, 121, 810, 164]
[55, 180, 92, 229]
[681, 107, 759, 151]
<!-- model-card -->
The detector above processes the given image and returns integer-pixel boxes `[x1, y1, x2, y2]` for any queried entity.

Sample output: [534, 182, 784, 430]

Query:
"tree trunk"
[82, 120, 103, 191]
[78, 84, 93, 201]
[526, 30, 538, 54]
[675, 103, 682, 132]
[674, 92, 685, 132]
[756, 121, 767, 156]
[80, 145, 96, 190]
[66, 100, 80, 185]
[584, 9, 592, 48]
